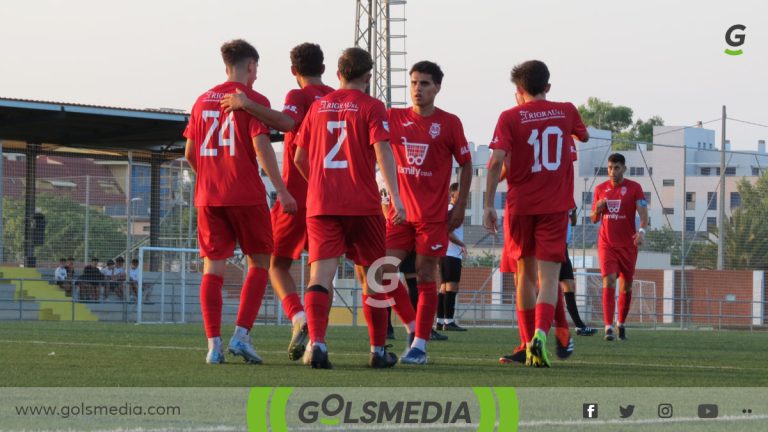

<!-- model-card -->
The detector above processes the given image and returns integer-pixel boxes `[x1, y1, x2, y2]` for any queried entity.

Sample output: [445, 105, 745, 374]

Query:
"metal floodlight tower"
[354, 0, 408, 108]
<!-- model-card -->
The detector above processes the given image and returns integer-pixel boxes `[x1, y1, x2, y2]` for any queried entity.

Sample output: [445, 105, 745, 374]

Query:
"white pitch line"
[519, 414, 768, 428]
[2, 339, 767, 372]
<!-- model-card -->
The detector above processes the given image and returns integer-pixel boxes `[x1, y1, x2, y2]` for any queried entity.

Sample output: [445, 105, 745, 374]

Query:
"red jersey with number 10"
[295, 89, 390, 217]
[281, 84, 335, 208]
[593, 179, 645, 248]
[184, 82, 271, 207]
[490, 100, 587, 215]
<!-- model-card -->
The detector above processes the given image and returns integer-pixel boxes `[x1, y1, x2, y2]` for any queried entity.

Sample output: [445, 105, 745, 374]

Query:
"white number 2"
[527, 126, 563, 173]
[200, 110, 235, 157]
[324, 121, 348, 169]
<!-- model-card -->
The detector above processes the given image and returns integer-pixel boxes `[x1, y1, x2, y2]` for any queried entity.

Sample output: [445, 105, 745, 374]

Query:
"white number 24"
[200, 110, 235, 157]
[527, 126, 563, 173]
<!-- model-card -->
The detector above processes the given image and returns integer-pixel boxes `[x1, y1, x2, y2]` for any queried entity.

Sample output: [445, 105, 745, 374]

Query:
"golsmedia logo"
[248, 387, 519, 431]
[724, 24, 746, 56]
[297, 393, 471, 425]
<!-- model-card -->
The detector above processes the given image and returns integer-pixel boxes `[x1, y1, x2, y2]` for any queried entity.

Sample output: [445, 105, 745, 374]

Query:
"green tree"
[578, 97, 664, 151]
[2, 194, 126, 265]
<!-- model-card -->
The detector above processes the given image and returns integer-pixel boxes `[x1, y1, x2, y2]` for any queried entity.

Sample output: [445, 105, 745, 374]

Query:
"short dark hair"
[290, 43, 324, 77]
[338, 47, 373, 82]
[115, 257, 125, 263]
[511, 60, 550, 96]
[131, 259, 139, 265]
[67, 256, 74, 261]
[59, 258, 66, 263]
[608, 153, 626, 166]
[409, 61, 444, 85]
[220, 39, 259, 67]
[449, 182, 459, 192]
[91, 257, 99, 262]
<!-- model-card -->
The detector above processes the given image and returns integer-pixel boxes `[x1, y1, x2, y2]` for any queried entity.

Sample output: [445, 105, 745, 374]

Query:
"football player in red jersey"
[184, 39, 297, 365]
[221, 43, 334, 362]
[591, 153, 648, 341]
[484, 60, 588, 367]
[294, 47, 406, 369]
[382, 61, 472, 365]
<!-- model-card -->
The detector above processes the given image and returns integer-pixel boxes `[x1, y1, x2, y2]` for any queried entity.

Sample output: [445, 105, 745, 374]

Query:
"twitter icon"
[619, 405, 635, 418]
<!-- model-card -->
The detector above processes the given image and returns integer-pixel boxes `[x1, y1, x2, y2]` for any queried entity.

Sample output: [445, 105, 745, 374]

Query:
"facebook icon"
[583, 403, 599, 419]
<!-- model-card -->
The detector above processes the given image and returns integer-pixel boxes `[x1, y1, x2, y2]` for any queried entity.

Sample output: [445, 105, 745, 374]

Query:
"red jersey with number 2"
[490, 100, 587, 215]
[295, 89, 390, 217]
[184, 82, 271, 207]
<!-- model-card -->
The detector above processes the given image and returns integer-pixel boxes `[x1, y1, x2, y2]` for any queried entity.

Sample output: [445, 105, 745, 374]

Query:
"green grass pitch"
[1, 321, 767, 387]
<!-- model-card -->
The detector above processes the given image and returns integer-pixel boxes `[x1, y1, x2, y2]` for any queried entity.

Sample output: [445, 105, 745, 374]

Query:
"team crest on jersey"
[429, 122, 441, 139]
[621, 186, 627, 196]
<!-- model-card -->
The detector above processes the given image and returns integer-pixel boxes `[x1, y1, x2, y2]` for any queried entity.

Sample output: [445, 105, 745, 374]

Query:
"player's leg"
[437, 259, 448, 331]
[400, 252, 419, 310]
[554, 284, 573, 359]
[617, 247, 637, 341]
[226, 205, 273, 364]
[304, 215, 347, 369]
[401, 252, 439, 364]
[560, 249, 594, 334]
[382, 248, 417, 336]
[442, 259, 466, 331]
[602, 273, 619, 341]
[197, 206, 236, 364]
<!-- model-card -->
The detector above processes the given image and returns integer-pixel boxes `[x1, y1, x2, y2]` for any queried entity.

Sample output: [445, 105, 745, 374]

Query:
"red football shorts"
[598, 245, 638, 281]
[500, 215, 516, 273]
[307, 214, 385, 266]
[507, 212, 568, 263]
[385, 220, 449, 257]
[197, 205, 273, 260]
[271, 202, 307, 260]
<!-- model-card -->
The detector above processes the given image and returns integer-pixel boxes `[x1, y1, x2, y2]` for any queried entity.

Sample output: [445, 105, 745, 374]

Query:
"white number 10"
[527, 126, 563, 173]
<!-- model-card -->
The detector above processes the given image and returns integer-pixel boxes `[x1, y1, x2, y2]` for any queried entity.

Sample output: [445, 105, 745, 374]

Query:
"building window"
[701, 167, 711, 176]
[662, 207, 674, 215]
[707, 217, 717, 232]
[648, 167, 653, 176]
[594, 167, 608, 176]
[725, 167, 736, 176]
[494, 192, 506, 209]
[464, 215, 472, 226]
[663, 179, 675, 187]
[707, 192, 717, 210]
[715, 167, 721, 176]
[730, 192, 741, 209]
[685, 192, 696, 210]
[629, 167, 644, 176]
[686, 217, 696, 232]
[644, 192, 652, 206]
[752, 167, 761, 176]
[582, 192, 593, 204]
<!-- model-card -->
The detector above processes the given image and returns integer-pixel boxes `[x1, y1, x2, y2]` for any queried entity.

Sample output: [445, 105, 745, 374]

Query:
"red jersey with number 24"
[295, 89, 390, 217]
[184, 82, 271, 207]
[490, 100, 587, 215]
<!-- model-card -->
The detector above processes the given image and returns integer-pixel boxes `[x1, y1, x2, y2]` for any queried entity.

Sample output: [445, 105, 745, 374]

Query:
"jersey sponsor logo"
[607, 199, 621, 213]
[284, 105, 298, 113]
[402, 121, 415, 127]
[430, 244, 444, 251]
[318, 100, 359, 113]
[383, 121, 389, 132]
[429, 122, 441, 139]
[519, 108, 566, 124]
[401, 137, 429, 166]
[398, 165, 433, 177]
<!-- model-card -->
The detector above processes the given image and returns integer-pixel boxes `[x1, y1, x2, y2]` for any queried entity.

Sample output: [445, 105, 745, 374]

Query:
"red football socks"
[603, 287, 616, 326]
[281, 292, 304, 321]
[535, 302, 555, 335]
[415, 282, 438, 340]
[200, 274, 224, 338]
[618, 290, 632, 325]
[389, 281, 417, 326]
[363, 293, 389, 346]
[235, 268, 268, 330]
[305, 287, 331, 344]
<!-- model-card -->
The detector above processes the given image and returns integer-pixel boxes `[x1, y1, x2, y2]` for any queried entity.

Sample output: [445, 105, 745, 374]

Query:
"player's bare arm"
[591, 198, 607, 223]
[633, 201, 649, 246]
[221, 89, 296, 132]
[294, 146, 309, 181]
[254, 134, 297, 214]
[483, 149, 505, 234]
[184, 138, 197, 174]
[374, 140, 406, 224]
[448, 159, 472, 232]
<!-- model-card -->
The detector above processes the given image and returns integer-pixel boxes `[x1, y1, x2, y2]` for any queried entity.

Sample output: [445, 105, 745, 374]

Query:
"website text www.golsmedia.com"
[15, 403, 181, 419]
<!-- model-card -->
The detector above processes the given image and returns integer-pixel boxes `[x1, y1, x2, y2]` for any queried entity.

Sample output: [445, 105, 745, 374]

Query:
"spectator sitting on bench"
[79, 257, 103, 301]
[128, 258, 151, 302]
[54, 258, 72, 296]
